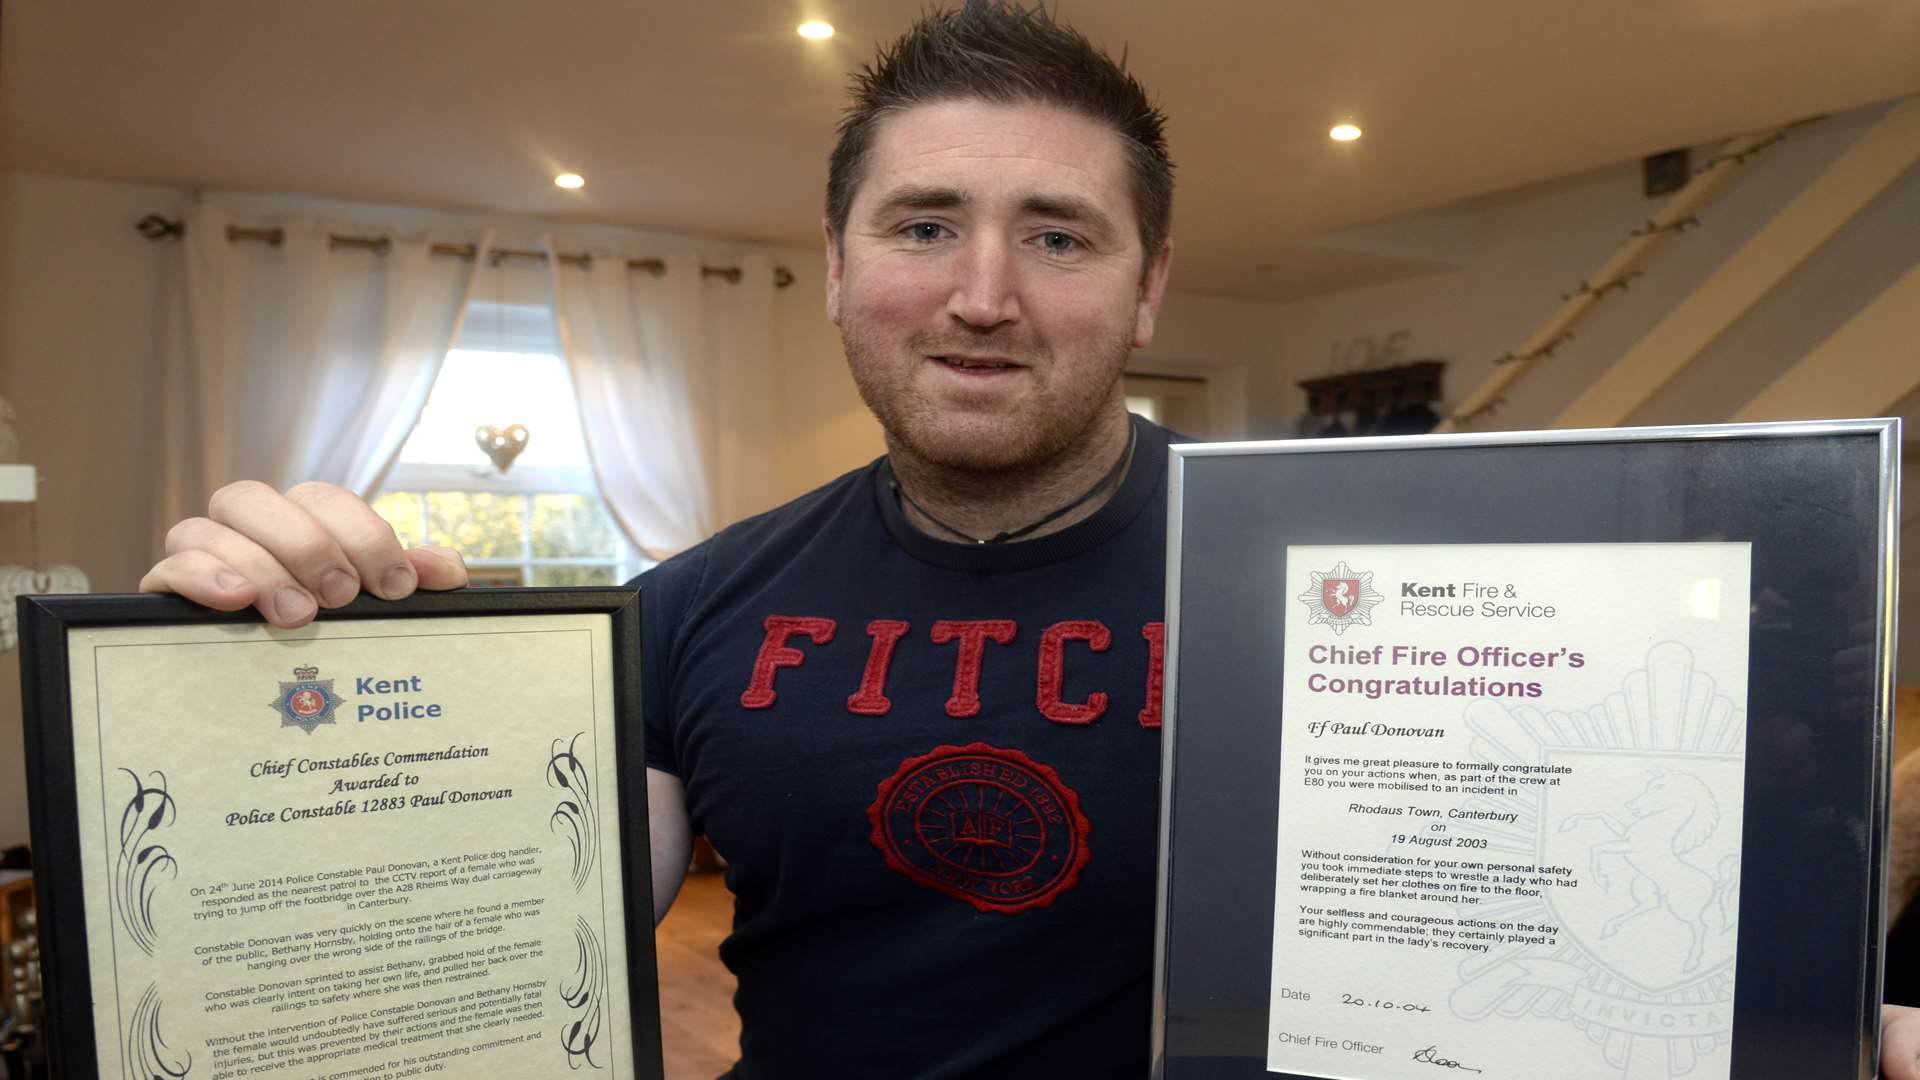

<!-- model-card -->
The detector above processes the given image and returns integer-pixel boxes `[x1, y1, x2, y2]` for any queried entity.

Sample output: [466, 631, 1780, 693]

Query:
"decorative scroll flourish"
[547, 734, 599, 892]
[559, 916, 606, 1070]
[114, 768, 179, 956]
[127, 983, 191, 1079]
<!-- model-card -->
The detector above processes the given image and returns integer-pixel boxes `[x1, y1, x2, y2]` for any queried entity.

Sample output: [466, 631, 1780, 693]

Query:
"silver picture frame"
[1153, 419, 1899, 1080]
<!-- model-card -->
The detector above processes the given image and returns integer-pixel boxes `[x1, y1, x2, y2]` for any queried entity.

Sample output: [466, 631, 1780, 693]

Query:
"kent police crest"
[272, 664, 343, 734]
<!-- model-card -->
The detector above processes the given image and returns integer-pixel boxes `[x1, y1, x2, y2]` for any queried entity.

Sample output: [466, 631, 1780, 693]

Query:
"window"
[372, 301, 648, 586]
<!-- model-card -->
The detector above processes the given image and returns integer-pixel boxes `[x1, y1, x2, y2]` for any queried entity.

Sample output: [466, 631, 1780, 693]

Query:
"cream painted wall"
[1135, 290, 1284, 440]
[1254, 102, 1915, 432]
[0, 172, 185, 851]
[0, 173, 886, 850]
[0, 172, 1300, 849]
[766, 250, 885, 496]
[1250, 100, 1919, 681]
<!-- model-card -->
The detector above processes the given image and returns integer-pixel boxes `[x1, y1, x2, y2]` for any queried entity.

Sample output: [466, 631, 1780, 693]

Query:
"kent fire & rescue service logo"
[1447, 642, 1743, 1076]
[1297, 560, 1383, 635]
[271, 664, 343, 735]
[868, 743, 1091, 915]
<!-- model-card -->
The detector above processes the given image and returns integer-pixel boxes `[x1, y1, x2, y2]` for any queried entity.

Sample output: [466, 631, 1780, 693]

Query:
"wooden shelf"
[0, 872, 35, 1028]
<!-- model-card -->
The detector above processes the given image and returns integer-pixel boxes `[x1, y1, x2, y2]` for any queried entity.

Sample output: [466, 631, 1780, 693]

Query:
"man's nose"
[945, 235, 1020, 329]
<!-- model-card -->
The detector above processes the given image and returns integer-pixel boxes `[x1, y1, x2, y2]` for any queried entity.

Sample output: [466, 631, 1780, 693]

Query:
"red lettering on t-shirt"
[1139, 621, 1166, 728]
[930, 620, 1017, 718]
[846, 620, 910, 716]
[1037, 620, 1111, 725]
[739, 616, 837, 709]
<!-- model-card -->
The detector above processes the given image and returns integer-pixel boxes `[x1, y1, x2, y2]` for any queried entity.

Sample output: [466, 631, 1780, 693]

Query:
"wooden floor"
[656, 869, 741, 1079]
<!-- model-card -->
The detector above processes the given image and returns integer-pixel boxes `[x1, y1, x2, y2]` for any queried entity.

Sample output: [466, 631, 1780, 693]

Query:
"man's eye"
[905, 222, 946, 242]
[1039, 231, 1079, 254]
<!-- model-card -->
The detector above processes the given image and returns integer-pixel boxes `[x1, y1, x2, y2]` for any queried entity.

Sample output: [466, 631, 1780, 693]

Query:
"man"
[141, 3, 1920, 1076]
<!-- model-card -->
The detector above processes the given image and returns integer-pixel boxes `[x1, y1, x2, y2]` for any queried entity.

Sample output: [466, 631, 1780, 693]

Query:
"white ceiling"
[4, 1, 1918, 301]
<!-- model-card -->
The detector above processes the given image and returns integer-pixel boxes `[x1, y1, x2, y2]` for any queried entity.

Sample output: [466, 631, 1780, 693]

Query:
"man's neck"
[887, 408, 1136, 544]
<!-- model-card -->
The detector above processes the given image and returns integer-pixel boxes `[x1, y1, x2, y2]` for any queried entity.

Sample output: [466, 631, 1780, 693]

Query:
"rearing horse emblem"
[1558, 770, 1740, 974]
[1444, 641, 1747, 1077]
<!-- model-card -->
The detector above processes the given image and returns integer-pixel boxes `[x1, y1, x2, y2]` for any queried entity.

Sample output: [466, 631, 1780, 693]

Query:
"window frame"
[372, 296, 649, 586]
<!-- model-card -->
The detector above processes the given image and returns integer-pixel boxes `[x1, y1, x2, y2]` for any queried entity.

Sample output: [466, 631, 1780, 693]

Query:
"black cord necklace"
[889, 424, 1137, 545]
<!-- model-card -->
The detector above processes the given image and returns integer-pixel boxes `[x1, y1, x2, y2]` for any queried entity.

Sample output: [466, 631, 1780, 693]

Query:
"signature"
[1412, 1045, 1483, 1073]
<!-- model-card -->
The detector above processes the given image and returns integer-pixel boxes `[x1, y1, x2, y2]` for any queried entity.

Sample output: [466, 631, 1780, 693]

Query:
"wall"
[6, 107, 1908, 850]
[1136, 290, 1283, 440]
[0, 172, 185, 851]
[1249, 99, 1919, 682]
[1249, 102, 1915, 430]
[0, 172, 1292, 849]
[0, 174, 885, 849]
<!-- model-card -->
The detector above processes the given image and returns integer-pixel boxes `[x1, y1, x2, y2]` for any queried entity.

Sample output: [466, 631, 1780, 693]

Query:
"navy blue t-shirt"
[639, 416, 1172, 1078]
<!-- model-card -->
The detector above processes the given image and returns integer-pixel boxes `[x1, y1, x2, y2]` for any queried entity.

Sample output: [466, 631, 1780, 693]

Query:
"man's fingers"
[139, 550, 258, 611]
[147, 480, 469, 627]
[207, 481, 360, 610]
[1885, 1004, 1920, 1079]
[286, 481, 417, 600]
[164, 516, 319, 627]
[407, 545, 470, 591]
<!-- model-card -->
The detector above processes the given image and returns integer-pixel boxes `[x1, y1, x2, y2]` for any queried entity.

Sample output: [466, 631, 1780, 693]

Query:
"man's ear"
[823, 218, 845, 327]
[1131, 239, 1174, 349]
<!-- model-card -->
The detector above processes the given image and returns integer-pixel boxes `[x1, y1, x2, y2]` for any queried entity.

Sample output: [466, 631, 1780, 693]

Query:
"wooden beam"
[1732, 259, 1920, 421]
[1437, 128, 1785, 431]
[1556, 95, 1920, 429]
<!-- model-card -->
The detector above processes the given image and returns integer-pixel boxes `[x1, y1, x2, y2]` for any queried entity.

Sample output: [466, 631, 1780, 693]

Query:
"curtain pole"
[134, 214, 796, 289]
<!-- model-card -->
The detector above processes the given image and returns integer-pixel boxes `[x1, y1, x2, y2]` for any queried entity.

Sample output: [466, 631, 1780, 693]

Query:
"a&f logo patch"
[1297, 559, 1382, 634]
[868, 743, 1091, 915]
[271, 664, 343, 735]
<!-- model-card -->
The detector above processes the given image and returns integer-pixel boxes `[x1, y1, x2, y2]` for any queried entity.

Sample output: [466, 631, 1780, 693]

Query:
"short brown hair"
[826, 1, 1173, 262]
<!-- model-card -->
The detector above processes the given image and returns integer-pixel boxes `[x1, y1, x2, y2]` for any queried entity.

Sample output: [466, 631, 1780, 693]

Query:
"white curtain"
[545, 242, 778, 561]
[157, 203, 490, 532]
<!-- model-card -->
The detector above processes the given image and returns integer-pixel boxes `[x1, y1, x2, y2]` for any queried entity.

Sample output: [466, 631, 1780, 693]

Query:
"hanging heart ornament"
[0, 564, 90, 651]
[475, 423, 530, 472]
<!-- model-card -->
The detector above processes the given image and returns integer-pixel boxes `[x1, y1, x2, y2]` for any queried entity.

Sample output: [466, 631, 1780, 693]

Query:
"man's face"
[826, 99, 1172, 471]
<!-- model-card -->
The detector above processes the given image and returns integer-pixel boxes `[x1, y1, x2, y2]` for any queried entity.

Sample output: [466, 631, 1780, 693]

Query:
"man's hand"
[1887, 1005, 1920, 1078]
[141, 480, 468, 626]
[1894, 749, 1920, 922]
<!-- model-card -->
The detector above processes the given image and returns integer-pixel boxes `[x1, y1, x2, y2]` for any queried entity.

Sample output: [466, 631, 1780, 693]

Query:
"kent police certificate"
[57, 611, 637, 1079]
[1265, 543, 1751, 1080]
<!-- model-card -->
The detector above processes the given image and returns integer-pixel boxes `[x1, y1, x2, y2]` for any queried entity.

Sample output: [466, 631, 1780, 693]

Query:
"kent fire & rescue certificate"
[57, 611, 637, 1078]
[1266, 543, 1751, 1080]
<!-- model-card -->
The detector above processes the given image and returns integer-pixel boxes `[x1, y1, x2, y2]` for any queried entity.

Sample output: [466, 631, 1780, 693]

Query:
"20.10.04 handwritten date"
[1341, 992, 1432, 1013]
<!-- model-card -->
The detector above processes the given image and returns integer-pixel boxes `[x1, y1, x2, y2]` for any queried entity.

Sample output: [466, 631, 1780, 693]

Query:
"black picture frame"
[18, 587, 662, 1079]
[1153, 419, 1898, 1080]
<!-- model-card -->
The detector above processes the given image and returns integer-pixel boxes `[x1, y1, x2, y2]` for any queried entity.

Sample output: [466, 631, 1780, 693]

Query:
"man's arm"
[648, 767, 693, 923]
[1893, 751, 1920, 921]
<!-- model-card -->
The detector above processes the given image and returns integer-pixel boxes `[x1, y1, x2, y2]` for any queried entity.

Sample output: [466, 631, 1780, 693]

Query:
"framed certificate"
[1153, 420, 1898, 1080]
[18, 588, 662, 1079]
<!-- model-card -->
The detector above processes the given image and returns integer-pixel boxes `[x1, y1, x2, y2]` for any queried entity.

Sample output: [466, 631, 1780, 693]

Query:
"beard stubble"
[840, 324, 1133, 476]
